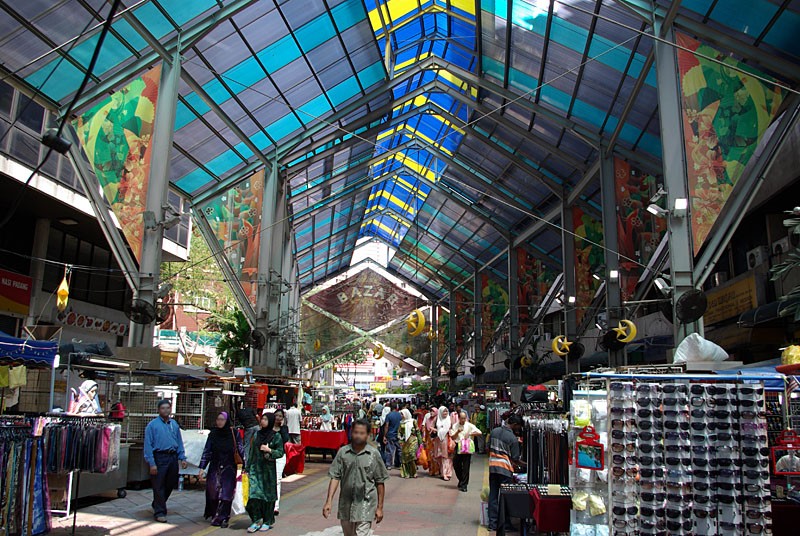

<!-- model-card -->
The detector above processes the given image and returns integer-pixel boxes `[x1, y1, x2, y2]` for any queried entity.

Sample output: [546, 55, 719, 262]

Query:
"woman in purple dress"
[199, 412, 244, 527]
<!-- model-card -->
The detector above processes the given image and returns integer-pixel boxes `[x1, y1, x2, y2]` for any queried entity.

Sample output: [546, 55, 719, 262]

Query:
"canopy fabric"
[0, 332, 58, 368]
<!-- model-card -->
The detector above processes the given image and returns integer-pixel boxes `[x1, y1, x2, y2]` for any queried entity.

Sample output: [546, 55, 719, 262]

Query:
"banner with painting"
[438, 306, 449, 363]
[73, 65, 162, 263]
[613, 158, 667, 300]
[481, 274, 509, 354]
[516, 248, 556, 337]
[454, 290, 470, 356]
[199, 171, 265, 306]
[573, 208, 603, 326]
[676, 33, 785, 254]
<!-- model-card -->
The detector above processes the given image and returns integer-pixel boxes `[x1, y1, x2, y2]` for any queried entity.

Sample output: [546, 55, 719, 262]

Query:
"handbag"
[447, 436, 456, 456]
[459, 438, 475, 454]
[231, 429, 244, 466]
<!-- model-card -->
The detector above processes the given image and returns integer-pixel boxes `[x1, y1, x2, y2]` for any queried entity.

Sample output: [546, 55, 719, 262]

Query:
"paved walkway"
[51, 456, 491, 536]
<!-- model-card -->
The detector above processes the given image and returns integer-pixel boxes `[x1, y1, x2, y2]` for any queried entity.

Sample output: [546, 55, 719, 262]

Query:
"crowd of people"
[143, 396, 518, 534]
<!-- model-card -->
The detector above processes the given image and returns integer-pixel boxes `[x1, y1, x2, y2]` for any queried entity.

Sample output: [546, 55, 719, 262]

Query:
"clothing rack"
[524, 415, 569, 486]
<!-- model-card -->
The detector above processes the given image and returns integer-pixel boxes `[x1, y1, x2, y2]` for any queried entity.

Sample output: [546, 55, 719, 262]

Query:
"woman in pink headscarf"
[199, 412, 244, 527]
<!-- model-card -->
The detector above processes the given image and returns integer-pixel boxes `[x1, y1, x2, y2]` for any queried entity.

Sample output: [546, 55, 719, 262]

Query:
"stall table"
[497, 484, 534, 536]
[530, 486, 571, 533]
[301, 430, 348, 460]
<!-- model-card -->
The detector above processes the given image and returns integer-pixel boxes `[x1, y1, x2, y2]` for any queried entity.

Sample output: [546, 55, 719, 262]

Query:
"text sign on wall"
[0, 270, 32, 316]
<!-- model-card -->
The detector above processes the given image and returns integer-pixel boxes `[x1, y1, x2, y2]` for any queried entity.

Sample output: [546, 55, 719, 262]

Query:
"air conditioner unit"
[772, 236, 790, 258]
[747, 246, 769, 270]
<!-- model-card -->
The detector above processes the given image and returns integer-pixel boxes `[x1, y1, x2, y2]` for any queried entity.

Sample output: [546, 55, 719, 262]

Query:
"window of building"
[15, 95, 44, 134]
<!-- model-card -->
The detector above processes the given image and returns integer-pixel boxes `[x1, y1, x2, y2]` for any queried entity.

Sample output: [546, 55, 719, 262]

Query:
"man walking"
[487, 414, 524, 532]
[382, 404, 402, 470]
[323, 419, 388, 536]
[144, 399, 188, 523]
[286, 403, 302, 444]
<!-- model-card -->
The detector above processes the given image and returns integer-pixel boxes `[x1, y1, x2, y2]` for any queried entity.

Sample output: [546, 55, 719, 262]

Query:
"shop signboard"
[0, 269, 31, 316]
[306, 268, 420, 331]
[369, 382, 386, 391]
[704, 275, 758, 325]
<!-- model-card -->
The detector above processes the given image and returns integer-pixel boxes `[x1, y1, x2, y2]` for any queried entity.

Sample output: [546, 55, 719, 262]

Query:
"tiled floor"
[49, 457, 489, 535]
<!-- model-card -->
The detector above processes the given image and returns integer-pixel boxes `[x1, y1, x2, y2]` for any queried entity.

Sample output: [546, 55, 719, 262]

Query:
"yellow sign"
[369, 382, 386, 391]
[704, 276, 757, 325]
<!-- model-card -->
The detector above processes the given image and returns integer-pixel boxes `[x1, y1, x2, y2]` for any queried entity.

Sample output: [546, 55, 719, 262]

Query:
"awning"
[713, 363, 785, 390]
[0, 332, 58, 368]
[738, 298, 800, 327]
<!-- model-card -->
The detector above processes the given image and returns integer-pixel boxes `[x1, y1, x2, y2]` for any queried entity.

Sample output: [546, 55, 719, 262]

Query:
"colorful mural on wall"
[676, 33, 785, 254]
[199, 170, 265, 306]
[573, 207, 603, 326]
[517, 248, 557, 337]
[438, 306, 449, 364]
[481, 274, 509, 353]
[73, 65, 162, 263]
[614, 158, 667, 300]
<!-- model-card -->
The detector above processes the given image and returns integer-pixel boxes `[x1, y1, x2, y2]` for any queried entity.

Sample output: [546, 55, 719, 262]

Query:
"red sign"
[0, 270, 32, 315]
[306, 268, 420, 331]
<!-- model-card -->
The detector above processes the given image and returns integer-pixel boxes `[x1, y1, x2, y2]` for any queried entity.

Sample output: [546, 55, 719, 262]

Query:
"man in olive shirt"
[323, 419, 388, 536]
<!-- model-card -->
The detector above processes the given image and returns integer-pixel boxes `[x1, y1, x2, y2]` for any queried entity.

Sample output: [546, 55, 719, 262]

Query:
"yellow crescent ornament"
[374, 345, 385, 359]
[552, 335, 572, 357]
[405, 345, 413, 356]
[521, 355, 533, 368]
[427, 329, 436, 341]
[313, 339, 321, 351]
[407, 309, 426, 336]
[613, 320, 637, 343]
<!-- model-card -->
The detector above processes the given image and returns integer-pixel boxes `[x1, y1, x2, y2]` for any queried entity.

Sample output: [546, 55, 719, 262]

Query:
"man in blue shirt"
[382, 404, 403, 470]
[144, 399, 188, 523]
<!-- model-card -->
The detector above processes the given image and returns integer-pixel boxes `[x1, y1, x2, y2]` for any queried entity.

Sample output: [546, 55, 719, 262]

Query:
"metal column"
[449, 291, 457, 392]
[561, 201, 578, 374]
[508, 247, 521, 380]
[430, 305, 439, 391]
[654, 21, 700, 345]
[473, 266, 483, 376]
[599, 150, 624, 366]
[129, 48, 180, 347]
[252, 161, 279, 369]
[266, 185, 288, 373]
[26, 218, 50, 327]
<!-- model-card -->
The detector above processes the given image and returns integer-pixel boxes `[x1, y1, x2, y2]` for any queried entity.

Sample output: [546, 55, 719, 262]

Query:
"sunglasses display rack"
[569, 388, 610, 536]
[606, 378, 772, 536]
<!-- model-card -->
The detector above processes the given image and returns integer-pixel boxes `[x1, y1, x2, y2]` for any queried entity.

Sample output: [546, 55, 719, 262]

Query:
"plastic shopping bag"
[417, 445, 428, 469]
[231, 475, 246, 516]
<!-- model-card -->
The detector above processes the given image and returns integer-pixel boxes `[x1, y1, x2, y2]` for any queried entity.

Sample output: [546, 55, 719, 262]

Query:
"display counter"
[301, 429, 348, 458]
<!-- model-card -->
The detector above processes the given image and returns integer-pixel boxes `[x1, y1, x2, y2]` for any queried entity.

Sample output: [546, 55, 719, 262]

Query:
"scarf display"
[40, 419, 121, 475]
[436, 406, 451, 441]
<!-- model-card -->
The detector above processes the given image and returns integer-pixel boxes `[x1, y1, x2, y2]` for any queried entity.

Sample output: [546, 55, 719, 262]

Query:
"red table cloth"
[301, 430, 348, 451]
[283, 442, 305, 476]
[530, 488, 571, 532]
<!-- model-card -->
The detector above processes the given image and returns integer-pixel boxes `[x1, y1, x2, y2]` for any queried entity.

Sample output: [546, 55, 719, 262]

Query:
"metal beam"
[694, 95, 800, 287]
[599, 148, 624, 366]
[607, 50, 655, 150]
[62, 0, 260, 116]
[512, 206, 561, 248]
[561, 201, 578, 374]
[566, 158, 601, 206]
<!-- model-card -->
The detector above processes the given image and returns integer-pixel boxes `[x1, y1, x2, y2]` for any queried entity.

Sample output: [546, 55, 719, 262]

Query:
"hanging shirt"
[144, 417, 187, 466]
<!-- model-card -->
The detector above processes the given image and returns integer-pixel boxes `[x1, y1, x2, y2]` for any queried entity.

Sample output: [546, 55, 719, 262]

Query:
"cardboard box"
[480, 501, 489, 526]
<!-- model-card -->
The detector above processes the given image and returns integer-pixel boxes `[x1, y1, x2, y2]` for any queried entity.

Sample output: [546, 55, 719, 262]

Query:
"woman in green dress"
[245, 412, 285, 532]
[399, 408, 421, 478]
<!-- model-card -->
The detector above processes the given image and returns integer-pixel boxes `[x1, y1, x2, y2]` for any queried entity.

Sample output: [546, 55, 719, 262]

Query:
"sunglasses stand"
[580, 372, 776, 536]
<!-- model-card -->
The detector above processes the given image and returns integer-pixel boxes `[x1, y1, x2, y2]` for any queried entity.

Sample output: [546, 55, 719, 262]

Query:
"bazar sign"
[0, 270, 32, 315]
[307, 268, 419, 331]
[704, 276, 757, 325]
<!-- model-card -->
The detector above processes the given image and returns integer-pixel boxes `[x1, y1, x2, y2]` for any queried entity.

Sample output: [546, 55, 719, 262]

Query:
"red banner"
[573, 208, 603, 326]
[0, 270, 32, 316]
[614, 158, 667, 300]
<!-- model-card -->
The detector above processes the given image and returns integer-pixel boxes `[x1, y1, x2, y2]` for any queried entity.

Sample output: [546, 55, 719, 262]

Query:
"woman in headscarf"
[320, 405, 333, 431]
[399, 408, 420, 479]
[270, 409, 290, 516]
[237, 407, 260, 464]
[245, 412, 285, 533]
[423, 407, 441, 477]
[70, 379, 103, 415]
[433, 406, 454, 481]
[199, 412, 244, 527]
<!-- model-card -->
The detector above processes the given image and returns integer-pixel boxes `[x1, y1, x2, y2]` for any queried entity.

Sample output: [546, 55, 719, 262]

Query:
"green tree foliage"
[161, 228, 234, 310]
[205, 309, 251, 367]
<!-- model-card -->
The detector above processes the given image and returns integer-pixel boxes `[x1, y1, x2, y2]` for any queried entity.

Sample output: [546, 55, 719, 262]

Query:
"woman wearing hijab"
[423, 407, 441, 477]
[270, 409, 290, 516]
[399, 408, 420, 479]
[434, 406, 454, 481]
[320, 405, 333, 431]
[70, 380, 103, 414]
[245, 412, 285, 533]
[199, 412, 244, 527]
